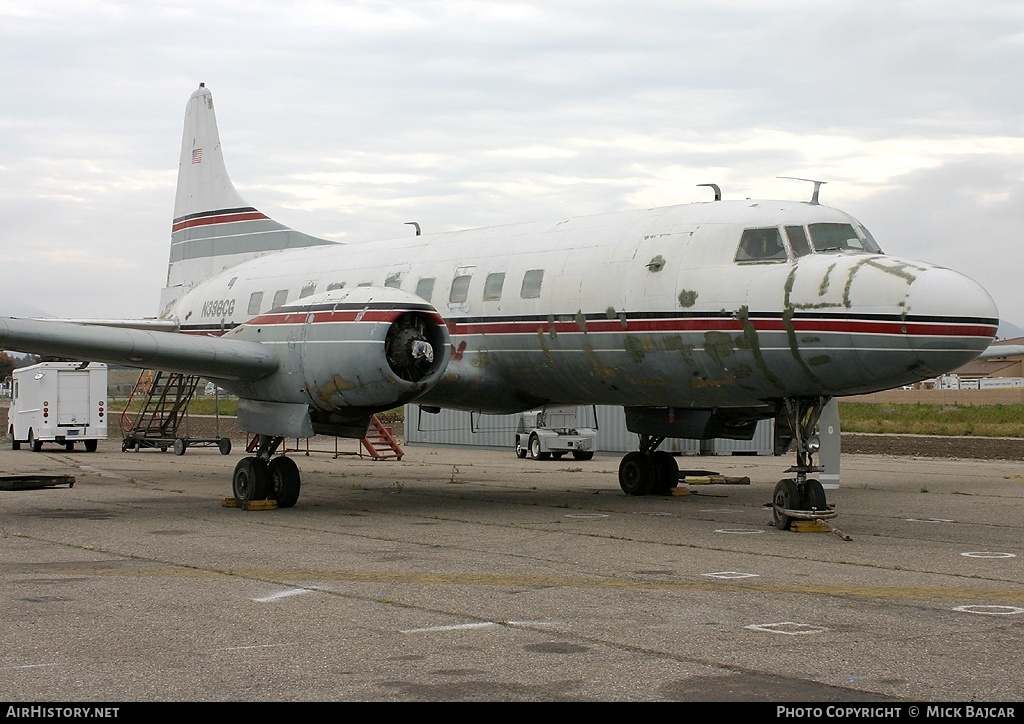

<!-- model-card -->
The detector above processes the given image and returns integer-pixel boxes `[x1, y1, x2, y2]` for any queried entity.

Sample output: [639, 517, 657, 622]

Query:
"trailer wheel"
[28, 430, 42, 453]
[218, 437, 232, 456]
[173, 438, 187, 456]
[529, 434, 550, 461]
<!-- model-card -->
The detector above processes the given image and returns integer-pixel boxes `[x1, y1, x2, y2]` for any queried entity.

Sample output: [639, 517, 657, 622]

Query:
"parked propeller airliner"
[1, 84, 1000, 528]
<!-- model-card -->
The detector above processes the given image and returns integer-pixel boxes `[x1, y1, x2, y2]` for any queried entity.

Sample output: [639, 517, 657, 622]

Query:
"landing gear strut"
[772, 396, 836, 531]
[232, 434, 301, 508]
[617, 435, 679, 496]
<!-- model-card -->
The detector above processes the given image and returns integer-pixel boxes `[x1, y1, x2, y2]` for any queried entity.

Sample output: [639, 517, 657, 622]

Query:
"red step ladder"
[360, 416, 404, 460]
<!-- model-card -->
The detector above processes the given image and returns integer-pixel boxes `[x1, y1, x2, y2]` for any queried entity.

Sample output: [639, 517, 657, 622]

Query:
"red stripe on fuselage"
[178, 314, 996, 340]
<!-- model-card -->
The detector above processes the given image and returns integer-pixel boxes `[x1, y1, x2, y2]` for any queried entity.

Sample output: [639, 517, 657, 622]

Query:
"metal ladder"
[359, 416, 404, 460]
[119, 371, 229, 454]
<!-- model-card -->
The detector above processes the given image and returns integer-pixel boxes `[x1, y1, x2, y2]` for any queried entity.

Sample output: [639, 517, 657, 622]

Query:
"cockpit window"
[808, 223, 880, 253]
[735, 227, 787, 262]
[785, 226, 812, 257]
[857, 224, 883, 253]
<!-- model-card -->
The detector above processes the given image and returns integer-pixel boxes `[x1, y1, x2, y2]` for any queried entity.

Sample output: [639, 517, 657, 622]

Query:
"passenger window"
[785, 226, 812, 257]
[246, 291, 263, 315]
[415, 277, 435, 302]
[735, 228, 787, 262]
[299, 282, 317, 298]
[450, 274, 472, 304]
[521, 269, 544, 299]
[357, 282, 372, 287]
[272, 290, 289, 309]
[326, 282, 346, 291]
[385, 272, 403, 289]
[483, 272, 505, 301]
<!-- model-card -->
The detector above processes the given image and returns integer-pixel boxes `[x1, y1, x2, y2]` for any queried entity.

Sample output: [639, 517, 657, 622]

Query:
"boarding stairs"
[120, 370, 230, 455]
[360, 416, 404, 460]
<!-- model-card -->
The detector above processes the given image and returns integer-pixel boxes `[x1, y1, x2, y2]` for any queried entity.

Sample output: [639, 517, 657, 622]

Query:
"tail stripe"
[171, 207, 269, 233]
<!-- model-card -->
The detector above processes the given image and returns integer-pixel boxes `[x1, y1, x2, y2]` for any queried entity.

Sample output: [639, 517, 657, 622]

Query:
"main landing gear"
[617, 435, 680, 496]
[771, 396, 837, 532]
[232, 434, 301, 508]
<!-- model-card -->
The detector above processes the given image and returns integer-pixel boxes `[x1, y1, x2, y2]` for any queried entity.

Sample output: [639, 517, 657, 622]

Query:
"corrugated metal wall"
[403, 404, 775, 455]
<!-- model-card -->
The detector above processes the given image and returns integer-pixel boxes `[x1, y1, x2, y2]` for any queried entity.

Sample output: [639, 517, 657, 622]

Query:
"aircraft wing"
[0, 316, 278, 381]
[978, 344, 1024, 359]
[25, 318, 181, 332]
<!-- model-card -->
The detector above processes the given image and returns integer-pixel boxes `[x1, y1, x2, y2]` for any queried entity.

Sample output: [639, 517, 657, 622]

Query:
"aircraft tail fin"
[160, 84, 335, 315]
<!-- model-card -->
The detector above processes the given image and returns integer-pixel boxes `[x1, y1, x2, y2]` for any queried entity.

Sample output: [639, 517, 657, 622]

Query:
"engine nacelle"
[235, 286, 450, 413]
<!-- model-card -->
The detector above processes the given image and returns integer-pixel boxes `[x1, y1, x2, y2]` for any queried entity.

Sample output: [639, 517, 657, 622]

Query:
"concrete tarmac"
[1, 439, 1022, 702]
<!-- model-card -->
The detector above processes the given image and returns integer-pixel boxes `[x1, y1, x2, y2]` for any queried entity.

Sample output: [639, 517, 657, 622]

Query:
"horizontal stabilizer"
[0, 317, 278, 381]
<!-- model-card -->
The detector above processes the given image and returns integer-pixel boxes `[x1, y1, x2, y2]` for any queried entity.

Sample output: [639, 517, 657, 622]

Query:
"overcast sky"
[2, 1, 1022, 335]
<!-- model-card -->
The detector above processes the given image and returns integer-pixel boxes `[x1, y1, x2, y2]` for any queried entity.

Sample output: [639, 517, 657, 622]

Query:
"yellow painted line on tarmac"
[3, 560, 1024, 603]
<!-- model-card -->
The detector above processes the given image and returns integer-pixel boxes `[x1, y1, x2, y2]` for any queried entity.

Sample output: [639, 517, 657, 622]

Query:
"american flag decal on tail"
[191, 148, 202, 164]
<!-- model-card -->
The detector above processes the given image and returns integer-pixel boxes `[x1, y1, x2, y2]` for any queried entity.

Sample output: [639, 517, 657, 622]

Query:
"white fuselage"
[166, 199, 998, 415]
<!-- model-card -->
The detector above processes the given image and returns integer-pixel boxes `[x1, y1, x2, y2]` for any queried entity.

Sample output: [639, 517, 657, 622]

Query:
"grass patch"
[839, 402, 1024, 437]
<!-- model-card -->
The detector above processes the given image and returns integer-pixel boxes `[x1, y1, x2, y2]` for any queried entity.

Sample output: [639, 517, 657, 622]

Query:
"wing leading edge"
[0, 317, 278, 381]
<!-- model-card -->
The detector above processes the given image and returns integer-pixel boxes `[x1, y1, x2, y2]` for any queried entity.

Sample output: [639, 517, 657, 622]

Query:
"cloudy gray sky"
[2, 1, 1022, 333]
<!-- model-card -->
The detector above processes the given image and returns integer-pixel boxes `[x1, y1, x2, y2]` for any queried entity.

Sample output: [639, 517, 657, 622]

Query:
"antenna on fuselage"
[405, 222, 421, 236]
[778, 177, 826, 205]
[697, 183, 721, 201]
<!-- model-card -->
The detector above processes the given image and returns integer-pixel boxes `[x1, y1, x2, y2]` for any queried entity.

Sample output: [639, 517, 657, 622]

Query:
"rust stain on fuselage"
[583, 344, 618, 381]
[312, 374, 357, 406]
[537, 330, 556, 367]
[624, 335, 656, 363]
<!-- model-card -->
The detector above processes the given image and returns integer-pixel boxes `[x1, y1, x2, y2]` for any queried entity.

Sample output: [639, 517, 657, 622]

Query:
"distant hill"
[998, 320, 1024, 341]
[1, 301, 53, 318]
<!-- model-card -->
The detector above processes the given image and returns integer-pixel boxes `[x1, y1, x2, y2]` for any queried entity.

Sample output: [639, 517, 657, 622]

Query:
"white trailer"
[7, 362, 108, 452]
[514, 406, 597, 461]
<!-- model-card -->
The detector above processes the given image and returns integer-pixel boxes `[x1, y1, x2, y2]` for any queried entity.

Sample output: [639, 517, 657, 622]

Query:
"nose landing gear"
[772, 397, 846, 537]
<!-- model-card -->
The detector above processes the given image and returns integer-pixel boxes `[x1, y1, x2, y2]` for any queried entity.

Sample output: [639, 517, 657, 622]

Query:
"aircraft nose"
[904, 266, 999, 376]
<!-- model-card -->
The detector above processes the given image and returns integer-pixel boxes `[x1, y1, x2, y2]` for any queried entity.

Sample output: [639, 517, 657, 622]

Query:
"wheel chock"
[243, 500, 278, 510]
[681, 475, 751, 486]
[670, 487, 691, 496]
[221, 498, 279, 510]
